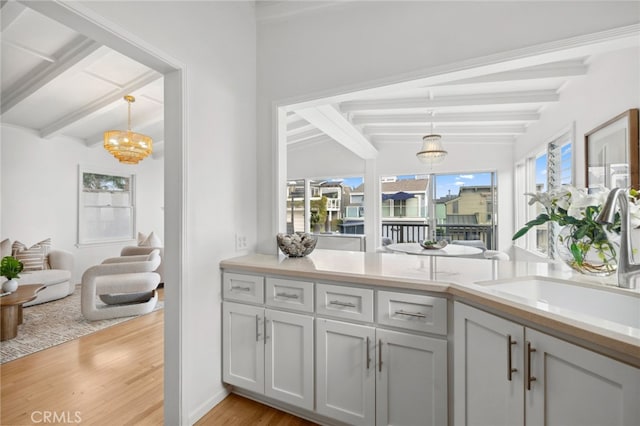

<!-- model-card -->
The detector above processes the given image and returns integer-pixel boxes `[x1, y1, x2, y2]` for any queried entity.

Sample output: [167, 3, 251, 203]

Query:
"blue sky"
[432, 173, 492, 198]
[331, 174, 494, 197]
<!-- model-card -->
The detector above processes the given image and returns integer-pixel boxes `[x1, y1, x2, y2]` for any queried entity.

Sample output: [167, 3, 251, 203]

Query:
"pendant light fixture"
[104, 95, 153, 164]
[416, 111, 447, 167]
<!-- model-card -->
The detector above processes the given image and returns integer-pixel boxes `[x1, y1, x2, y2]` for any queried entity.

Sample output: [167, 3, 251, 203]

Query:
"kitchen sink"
[478, 277, 640, 330]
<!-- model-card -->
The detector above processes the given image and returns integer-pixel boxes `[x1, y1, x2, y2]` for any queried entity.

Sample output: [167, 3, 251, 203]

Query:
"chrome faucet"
[596, 188, 639, 289]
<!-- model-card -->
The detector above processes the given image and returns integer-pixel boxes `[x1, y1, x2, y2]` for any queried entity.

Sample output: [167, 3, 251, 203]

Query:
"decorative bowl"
[419, 240, 448, 250]
[276, 232, 318, 257]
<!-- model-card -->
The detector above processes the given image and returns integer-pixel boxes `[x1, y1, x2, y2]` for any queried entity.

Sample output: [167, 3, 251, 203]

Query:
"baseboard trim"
[189, 387, 229, 425]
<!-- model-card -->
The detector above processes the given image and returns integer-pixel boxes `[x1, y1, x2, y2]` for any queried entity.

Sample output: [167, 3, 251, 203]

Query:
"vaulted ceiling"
[2, 2, 637, 163]
[1, 2, 165, 158]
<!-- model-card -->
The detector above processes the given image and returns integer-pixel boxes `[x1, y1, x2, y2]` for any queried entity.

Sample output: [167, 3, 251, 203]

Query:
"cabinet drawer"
[265, 278, 314, 313]
[223, 272, 264, 304]
[377, 291, 447, 334]
[316, 283, 374, 322]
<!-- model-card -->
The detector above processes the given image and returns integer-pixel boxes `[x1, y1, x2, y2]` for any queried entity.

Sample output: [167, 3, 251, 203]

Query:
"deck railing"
[381, 222, 495, 249]
[381, 222, 429, 243]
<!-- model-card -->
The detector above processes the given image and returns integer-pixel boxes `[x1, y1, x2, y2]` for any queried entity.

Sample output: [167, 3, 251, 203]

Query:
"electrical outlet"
[235, 233, 248, 251]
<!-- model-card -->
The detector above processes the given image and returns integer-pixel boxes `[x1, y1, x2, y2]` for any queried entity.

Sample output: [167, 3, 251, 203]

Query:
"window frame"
[514, 126, 574, 257]
[77, 165, 136, 246]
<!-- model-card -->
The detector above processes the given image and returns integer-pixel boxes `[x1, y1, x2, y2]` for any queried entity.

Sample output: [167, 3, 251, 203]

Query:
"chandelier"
[104, 95, 153, 164]
[416, 112, 447, 166]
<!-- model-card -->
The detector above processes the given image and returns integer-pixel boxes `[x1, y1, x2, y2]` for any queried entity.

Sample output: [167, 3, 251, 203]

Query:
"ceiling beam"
[364, 124, 527, 136]
[295, 105, 378, 159]
[40, 70, 162, 139]
[351, 111, 540, 125]
[287, 118, 314, 134]
[340, 90, 559, 113]
[0, 1, 26, 32]
[372, 134, 516, 145]
[1, 37, 103, 114]
[288, 134, 335, 150]
[435, 59, 588, 86]
[287, 127, 325, 144]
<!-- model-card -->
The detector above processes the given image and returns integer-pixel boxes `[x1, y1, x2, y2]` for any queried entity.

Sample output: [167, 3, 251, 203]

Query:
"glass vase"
[556, 225, 619, 277]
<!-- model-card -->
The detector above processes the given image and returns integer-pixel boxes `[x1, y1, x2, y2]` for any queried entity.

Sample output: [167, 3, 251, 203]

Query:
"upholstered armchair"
[81, 249, 161, 321]
[120, 246, 164, 284]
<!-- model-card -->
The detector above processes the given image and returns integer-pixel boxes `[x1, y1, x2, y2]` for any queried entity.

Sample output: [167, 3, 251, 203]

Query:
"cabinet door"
[264, 309, 314, 410]
[376, 329, 448, 426]
[454, 302, 524, 426]
[222, 302, 264, 394]
[526, 329, 640, 426]
[316, 318, 375, 426]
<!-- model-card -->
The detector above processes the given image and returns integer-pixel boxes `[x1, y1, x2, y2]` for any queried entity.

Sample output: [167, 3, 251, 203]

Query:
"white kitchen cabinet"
[316, 319, 448, 426]
[376, 328, 448, 426]
[454, 302, 640, 426]
[264, 308, 314, 410]
[222, 302, 264, 394]
[454, 302, 524, 426]
[316, 318, 376, 425]
[526, 328, 640, 426]
[222, 301, 314, 411]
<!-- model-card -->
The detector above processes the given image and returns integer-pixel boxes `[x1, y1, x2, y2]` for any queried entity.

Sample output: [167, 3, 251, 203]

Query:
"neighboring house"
[437, 186, 497, 248]
[441, 186, 495, 225]
[286, 180, 348, 232]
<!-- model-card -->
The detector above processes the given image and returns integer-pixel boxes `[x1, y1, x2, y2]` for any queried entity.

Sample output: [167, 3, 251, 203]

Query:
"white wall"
[288, 139, 365, 179]
[257, 1, 640, 253]
[514, 46, 640, 187]
[0, 125, 164, 284]
[70, 1, 257, 423]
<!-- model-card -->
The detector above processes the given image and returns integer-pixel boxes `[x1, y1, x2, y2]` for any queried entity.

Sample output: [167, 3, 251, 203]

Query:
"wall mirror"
[585, 108, 639, 191]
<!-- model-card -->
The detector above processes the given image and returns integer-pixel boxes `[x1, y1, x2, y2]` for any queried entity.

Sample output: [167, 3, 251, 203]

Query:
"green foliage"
[1, 256, 23, 280]
[513, 186, 629, 267]
[83, 172, 129, 192]
[310, 196, 328, 227]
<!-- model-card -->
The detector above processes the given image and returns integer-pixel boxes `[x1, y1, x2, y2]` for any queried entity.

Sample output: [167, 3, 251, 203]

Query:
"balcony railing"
[326, 198, 341, 211]
[381, 222, 429, 243]
[381, 222, 495, 249]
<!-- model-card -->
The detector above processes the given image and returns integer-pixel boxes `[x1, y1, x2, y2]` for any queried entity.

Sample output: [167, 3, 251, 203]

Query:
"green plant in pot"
[1, 256, 23, 293]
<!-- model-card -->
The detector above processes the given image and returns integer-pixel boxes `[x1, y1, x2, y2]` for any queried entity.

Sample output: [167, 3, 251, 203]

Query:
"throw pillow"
[139, 231, 162, 247]
[0, 238, 11, 258]
[137, 232, 147, 245]
[12, 238, 51, 271]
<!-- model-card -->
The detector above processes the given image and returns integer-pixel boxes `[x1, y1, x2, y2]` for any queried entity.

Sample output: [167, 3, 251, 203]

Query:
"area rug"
[0, 285, 163, 364]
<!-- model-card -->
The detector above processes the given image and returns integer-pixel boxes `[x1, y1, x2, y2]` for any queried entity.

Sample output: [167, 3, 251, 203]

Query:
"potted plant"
[1, 256, 23, 293]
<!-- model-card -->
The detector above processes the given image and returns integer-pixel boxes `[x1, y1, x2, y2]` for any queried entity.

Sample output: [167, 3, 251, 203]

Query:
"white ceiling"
[1, 2, 637, 163]
[0, 2, 165, 157]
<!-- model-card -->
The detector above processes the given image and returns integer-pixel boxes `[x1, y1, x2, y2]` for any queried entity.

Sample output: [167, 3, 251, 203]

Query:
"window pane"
[380, 175, 429, 244]
[83, 207, 133, 241]
[79, 169, 135, 244]
[433, 172, 497, 249]
[286, 176, 364, 234]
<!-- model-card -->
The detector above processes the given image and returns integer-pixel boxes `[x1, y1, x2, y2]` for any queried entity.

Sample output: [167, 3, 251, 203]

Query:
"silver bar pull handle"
[366, 337, 371, 369]
[231, 286, 252, 292]
[378, 339, 383, 372]
[255, 314, 260, 342]
[507, 334, 517, 381]
[527, 341, 537, 391]
[329, 300, 356, 308]
[276, 292, 299, 299]
[394, 309, 426, 318]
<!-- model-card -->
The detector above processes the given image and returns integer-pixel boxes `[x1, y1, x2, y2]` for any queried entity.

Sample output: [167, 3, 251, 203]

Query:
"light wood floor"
[1, 290, 315, 425]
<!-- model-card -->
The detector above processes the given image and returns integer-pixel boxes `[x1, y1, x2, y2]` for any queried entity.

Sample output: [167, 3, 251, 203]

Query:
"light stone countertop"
[220, 248, 640, 367]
